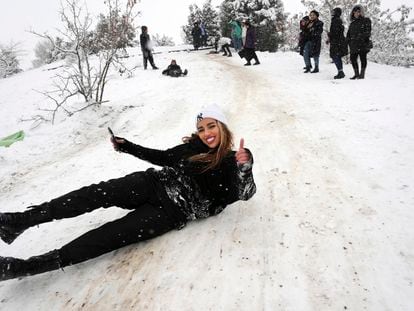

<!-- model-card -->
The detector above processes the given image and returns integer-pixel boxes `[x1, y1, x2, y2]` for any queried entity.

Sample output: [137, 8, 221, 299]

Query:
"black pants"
[350, 51, 368, 69]
[244, 48, 259, 63]
[37, 172, 186, 266]
[142, 50, 156, 69]
[222, 44, 232, 56]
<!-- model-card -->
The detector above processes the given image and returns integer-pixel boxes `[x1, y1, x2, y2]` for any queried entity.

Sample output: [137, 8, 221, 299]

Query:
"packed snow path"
[0, 49, 413, 310]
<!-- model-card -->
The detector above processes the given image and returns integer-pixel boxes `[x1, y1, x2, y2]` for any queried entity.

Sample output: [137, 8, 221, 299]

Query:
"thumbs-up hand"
[235, 138, 250, 165]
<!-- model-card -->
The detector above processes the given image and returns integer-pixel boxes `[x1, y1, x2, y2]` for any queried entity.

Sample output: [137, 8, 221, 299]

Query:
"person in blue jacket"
[0, 106, 256, 281]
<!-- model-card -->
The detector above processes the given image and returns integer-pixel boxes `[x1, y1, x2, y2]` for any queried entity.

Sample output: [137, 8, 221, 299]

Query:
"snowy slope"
[0, 48, 413, 310]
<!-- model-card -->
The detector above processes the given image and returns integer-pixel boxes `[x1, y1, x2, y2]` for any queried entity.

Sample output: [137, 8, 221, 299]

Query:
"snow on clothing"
[0, 137, 256, 279]
[346, 15, 372, 55]
[118, 137, 256, 220]
[328, 12, 348, 58]
[219, 37, 232, 46]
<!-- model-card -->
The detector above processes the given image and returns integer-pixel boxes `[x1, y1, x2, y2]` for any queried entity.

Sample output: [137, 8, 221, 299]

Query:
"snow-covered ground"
[1, 47, 413, 310]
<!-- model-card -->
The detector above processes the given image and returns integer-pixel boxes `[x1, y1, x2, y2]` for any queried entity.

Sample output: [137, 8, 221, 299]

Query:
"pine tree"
[183, 0, 220, 45]
[221, 0, 287, 52]
[201, 0, 220, 44]
[182, 4, 203, 44]
[219, 0, 237, 38]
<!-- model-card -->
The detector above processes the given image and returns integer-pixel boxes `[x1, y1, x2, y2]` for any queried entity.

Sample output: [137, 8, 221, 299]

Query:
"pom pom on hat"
[196, 105, 228, 128]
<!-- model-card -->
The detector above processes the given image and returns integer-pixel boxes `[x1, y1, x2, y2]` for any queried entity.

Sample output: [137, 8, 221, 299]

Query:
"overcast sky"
[1, 0, 413, 68]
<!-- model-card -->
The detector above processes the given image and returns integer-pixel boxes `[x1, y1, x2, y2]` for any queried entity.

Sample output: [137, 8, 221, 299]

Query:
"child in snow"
[0, 106, 256, 281]
[140, 26, 158, 70]
[219, 37, 232, 57]
[162, 60, 188, 77]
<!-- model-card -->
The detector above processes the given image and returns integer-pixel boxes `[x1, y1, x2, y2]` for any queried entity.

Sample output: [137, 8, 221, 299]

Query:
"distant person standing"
[229, 20, 243, 51]
[140, 26, 158, 70]
[243, 21, 260, 66]
[192, 22, 202, 50]
[200, 22, 208, 46]
[346, 5, 372, 79]
[327, 7, 348, 79]
[302, 10, 323, 73]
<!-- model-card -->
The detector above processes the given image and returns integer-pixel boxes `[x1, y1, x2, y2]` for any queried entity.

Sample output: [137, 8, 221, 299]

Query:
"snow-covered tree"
[201, 0, 221, 45]
[30, 0, 139, 123]
[183, 4, 203, 44]
[90, 9, 136, 54]
[32, 37, 69, 68]
[218, 0, 237, 38]
[283, 13, 306, 52]
[300, 0, 414, 66]
[0, 43, 23, 78]
[220, 0, 287, 52]
[152, 34, 175, 46]
[183, 1, 220, 45]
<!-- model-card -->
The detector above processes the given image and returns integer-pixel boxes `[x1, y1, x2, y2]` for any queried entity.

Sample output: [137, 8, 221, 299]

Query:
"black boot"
[303, 66, 311, 73]
[334, 71, 345, 79]
[311, 66, 319, 73]
[359, 67, 366, 79]
[244, 62, 251, 66]
[0, 205, 52, 244]
[0, 250, 62, 281]
[350, 65, 359, 80]
[183, 69, 188, 76]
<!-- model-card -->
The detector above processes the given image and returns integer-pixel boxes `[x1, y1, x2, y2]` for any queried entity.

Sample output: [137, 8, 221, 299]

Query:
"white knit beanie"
[196, 105, 228, 128]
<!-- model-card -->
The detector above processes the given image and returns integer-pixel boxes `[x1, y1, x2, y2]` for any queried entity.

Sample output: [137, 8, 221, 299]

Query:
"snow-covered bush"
[152, 34, 175, 47]
[0, 43, 23, 78]
[32, 37, 68, 68]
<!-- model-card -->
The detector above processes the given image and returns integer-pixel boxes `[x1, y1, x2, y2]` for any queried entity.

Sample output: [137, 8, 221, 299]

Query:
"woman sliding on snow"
[0, 105, 256, 281]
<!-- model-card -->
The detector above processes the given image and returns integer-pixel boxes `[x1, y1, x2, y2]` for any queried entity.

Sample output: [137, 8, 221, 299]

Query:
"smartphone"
[108, 127, 115, 140]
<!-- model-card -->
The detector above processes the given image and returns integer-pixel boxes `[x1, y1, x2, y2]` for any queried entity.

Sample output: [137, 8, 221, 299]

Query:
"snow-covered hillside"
[1, 47, 413, 310]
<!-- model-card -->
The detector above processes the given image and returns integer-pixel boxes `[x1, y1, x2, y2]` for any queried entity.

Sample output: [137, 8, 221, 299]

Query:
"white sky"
[1, 0, 413, 67]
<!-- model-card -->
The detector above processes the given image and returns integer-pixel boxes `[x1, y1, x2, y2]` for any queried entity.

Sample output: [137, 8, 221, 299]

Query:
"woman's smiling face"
[197, 118, 221, 149]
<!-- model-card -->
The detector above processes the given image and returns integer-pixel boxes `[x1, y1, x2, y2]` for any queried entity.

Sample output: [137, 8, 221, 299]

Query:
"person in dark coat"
[162, 59, 188, 77]
[242, 20, 260, 66]
[140, 26, 158, 70]
[327, 7, 348, 79]
[0, 105, 256, 281]
[302, 10, 324, 73]
[191, 22, 202, 50]
[346, 5, 372, 79]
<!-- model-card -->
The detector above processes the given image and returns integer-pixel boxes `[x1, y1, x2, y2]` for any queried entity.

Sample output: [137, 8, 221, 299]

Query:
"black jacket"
[346, 17, 372, 54]
[118, 137, 256, 221]
[303, 19, 324, 57]
[140, 33, 150, 51]
[162, 64, 182, 75]
[328, 16, 348, 58]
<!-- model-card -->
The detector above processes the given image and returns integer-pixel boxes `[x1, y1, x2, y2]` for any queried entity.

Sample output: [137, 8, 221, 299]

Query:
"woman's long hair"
[183, 121, 234, 172]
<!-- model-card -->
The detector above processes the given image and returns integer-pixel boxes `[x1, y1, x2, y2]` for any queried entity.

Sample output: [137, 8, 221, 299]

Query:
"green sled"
[0, 130, 25, 148]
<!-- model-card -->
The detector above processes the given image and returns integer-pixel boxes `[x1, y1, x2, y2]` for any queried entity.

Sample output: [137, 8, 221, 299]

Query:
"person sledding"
[0, 105, 256, 281]
[161, 60, 188, 77]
